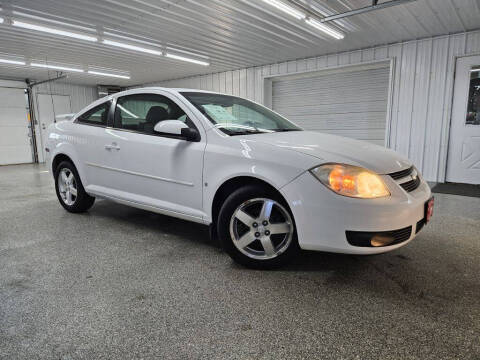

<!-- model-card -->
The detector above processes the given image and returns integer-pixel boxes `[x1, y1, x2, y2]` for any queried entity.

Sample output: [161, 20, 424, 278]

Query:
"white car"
[46, 88, 433, 268]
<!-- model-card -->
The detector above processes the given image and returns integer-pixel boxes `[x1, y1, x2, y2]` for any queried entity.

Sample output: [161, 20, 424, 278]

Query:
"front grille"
[388, 166, 421, 193]
[346, 226, 412, 247]
[389, 166, 414, 180]
[389, 226, 412, 243]
[400, 176, 421, 192]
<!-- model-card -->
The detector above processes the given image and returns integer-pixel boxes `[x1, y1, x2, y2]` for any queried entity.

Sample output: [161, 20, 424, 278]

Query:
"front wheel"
[54, 161, 95, 213]
[217, 185, 298, 269]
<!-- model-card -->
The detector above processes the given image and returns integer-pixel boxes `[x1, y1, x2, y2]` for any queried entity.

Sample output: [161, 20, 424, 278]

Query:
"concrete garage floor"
[0, 164, 479, 360]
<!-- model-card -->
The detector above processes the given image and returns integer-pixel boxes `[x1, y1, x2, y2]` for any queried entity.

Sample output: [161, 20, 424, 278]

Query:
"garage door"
[0, 87, 32, 165]
[272, 65, 390, 146]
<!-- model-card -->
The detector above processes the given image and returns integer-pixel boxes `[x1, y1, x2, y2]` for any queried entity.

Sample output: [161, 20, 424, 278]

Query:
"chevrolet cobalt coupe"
[47, 88, 433, 268]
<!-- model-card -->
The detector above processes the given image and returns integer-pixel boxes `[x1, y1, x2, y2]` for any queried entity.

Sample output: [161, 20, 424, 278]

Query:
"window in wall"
[114, 93, 191, 135]
[466, 67, 480, 125]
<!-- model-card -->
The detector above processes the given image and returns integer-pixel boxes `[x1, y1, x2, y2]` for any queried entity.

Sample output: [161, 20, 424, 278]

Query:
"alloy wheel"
[58, 168, 77, 206]
[229, 198, 293, 260]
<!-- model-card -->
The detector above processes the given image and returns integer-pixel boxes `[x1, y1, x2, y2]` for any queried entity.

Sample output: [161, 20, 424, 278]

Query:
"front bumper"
[280, 170, 431, 254]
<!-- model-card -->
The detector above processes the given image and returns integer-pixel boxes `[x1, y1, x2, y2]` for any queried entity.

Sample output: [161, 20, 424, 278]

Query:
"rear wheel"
[218, 185, 298, 269]
[54, 161, 95, 213]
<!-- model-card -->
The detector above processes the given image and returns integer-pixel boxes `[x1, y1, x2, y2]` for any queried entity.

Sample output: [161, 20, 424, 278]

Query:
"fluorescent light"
[102, 39, 210, 65]
[305, 18, 344, 39]
[12, 20, 98, 42]
[102, 39, 162, 55]
[31, 63, 84, 72]
[0, 17, 4, 24]
[88, 70, 130, 79]
[261, 0, 305, 20]
[165, 53, 210, 66]
[166, 47, 210, 60]
[0, 58, 26, 65]
[471, 68, 480, 72]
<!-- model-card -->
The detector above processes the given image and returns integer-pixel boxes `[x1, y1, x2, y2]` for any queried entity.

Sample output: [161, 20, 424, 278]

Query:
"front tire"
[217, 185, 298, 269]
[54, 160, 95, 213]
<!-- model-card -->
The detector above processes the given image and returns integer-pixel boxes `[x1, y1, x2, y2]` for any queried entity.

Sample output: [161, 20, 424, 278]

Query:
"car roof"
[77, 87, 225, 118]
[111, 87, 220, 99]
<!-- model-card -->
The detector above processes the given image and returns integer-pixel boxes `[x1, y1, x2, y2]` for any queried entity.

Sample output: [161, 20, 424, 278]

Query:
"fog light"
[370, 235, 395, 247]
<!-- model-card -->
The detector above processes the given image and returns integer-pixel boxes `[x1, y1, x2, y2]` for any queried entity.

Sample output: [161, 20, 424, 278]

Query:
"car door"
[72, 100, 116, 190]
[102, 92, 206, 221]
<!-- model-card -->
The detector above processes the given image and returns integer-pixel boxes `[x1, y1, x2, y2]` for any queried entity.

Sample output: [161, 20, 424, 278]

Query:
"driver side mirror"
[153, 120, 200, 142]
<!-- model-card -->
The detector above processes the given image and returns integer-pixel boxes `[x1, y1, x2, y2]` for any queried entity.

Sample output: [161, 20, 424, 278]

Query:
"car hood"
[243, 131, 412, 174]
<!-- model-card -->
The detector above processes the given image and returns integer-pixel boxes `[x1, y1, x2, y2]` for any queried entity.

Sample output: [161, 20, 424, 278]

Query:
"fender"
[202, 136, 319, 224]
[47, 122, 87, 185]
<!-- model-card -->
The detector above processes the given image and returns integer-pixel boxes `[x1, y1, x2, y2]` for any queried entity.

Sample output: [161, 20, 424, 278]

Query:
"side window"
[114, 94, 191, 135]
[77, 101, 111, 126]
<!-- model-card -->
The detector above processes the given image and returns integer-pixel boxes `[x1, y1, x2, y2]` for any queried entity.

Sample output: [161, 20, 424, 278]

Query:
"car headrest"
[146, 106, 168, 124]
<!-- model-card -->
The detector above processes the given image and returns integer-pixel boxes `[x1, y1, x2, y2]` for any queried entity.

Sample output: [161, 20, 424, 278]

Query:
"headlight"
[310, 163, 390, 198]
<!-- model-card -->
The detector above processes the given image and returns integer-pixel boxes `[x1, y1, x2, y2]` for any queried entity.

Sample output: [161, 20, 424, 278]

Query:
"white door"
[446, 56, 480, 184]
[272, 64, 391, 146]
[0, 87, 31, 165]
[36, 94, 71, 162]
[102, 93, 205, 220]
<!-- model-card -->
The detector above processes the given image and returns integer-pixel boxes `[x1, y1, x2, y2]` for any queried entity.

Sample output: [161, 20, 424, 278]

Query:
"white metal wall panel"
[32, 82, 98, 114]
[0, 87, 31, 165]
[271, 67, 390, 145]
[150, 30, 480, 182]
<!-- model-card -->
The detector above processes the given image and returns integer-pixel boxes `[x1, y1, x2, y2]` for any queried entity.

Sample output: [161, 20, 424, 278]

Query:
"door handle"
[105, 143, 120, 151]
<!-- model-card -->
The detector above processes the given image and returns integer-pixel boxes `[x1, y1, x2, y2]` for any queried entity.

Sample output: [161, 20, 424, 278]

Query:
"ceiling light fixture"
[30, 63, 84, 72]
[87, 70, 130, 79]
[0, 17, 4, 24]
[12, 20, 98, 42]
[305, 18, 344, 39]
[0, 58, 26, 65]
[470, 68, 480, 72]
[166, 47, 210, 59]
[261, 0, 306, 19]
[102, 39, 162, 55]
[165, 53, 210, 66]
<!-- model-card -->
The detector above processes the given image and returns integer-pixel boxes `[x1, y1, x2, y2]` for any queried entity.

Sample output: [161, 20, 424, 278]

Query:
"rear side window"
[114, 94, 191, 135]
[77, 101, 111, 126]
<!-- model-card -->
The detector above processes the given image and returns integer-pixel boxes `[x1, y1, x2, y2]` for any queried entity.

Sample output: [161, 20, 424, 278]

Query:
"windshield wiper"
[274, 128, 301, 132]
[229, 129, 267, 136]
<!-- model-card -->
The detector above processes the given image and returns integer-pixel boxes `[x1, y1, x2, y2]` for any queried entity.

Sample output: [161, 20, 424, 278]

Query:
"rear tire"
[217, 185, 298, 269]
[54, 160, 95, 213]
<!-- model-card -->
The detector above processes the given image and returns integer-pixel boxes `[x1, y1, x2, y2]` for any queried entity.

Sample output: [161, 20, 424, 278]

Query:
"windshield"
[181, 92, 302, 135]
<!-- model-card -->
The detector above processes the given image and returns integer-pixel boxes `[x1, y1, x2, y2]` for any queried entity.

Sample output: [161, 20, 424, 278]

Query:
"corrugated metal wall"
[150, 30, 480, 182]
[32, 81, 98, 114]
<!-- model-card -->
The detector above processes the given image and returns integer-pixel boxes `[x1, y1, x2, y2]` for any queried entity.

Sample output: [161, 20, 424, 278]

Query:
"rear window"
[77, 101, 111, 126]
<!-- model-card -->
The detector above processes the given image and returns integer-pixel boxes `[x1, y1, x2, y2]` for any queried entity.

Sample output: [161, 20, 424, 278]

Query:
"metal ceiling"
[0, 0, 478, 87]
